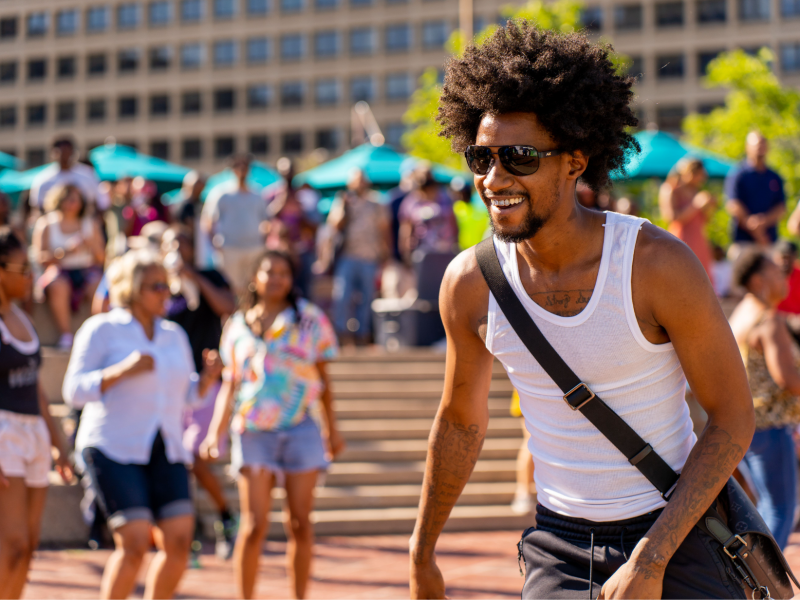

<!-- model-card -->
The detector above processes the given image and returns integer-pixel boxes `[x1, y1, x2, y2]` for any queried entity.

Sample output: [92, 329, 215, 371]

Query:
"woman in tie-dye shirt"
[201, 250, 344, 600]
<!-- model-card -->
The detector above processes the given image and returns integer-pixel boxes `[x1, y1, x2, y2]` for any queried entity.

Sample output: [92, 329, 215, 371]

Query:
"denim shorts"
[82, 431, 193, 530]
[231, 417, 329, 476]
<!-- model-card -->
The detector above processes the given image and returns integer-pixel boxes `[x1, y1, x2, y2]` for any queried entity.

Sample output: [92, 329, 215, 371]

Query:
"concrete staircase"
[40, 348, 531, 545]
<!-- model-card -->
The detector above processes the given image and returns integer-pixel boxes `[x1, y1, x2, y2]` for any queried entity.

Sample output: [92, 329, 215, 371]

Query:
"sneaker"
[214, 516, 237, 560]
[57, 333, 74, 351]
[511, 492, 534, 515]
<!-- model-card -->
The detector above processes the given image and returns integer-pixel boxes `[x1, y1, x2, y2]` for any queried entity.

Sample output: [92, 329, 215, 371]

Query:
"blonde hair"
[107, 249, 164, 308]
[666, 158, 705, 187]
[43, 184, 86, 216]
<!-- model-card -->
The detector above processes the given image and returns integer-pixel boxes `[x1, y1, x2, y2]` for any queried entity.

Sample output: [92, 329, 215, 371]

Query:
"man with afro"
[410, 21, 754, 599]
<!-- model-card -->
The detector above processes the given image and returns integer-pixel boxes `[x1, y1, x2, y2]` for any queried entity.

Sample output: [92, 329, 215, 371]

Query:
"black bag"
[475, 238, 800, 600]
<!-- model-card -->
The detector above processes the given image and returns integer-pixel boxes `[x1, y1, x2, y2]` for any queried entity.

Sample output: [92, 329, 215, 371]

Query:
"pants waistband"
[535, 504, 662, 544]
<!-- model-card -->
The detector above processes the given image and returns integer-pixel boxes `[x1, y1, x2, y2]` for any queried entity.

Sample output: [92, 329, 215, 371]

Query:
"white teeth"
[490, 197, 524, 207]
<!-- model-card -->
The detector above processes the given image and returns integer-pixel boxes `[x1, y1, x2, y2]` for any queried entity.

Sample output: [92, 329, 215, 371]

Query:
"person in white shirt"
[29, 137, 110, 212]
[62, 249, 221, 600]
[200, 154, 268, 294]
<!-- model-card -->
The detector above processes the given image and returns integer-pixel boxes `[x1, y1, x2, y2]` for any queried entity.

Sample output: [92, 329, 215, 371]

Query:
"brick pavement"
[22, 529, 800, 598]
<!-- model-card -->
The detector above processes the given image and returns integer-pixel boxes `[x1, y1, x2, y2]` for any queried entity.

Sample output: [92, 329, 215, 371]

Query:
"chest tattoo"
[528, 289, 594, 317]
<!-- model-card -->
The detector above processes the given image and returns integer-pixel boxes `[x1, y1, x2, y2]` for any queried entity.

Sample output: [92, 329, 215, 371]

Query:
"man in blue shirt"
[725, 131, 786, 246]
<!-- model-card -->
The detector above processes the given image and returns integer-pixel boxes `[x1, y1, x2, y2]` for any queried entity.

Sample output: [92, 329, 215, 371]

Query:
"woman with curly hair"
[410, 21, 754, 600]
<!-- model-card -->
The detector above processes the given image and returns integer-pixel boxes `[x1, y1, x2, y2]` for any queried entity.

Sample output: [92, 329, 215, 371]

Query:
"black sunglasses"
[465, 145, 563, 177]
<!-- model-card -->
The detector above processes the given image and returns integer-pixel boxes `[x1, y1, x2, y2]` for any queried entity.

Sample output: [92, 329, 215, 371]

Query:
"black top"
[165, 269, 229, 371]
[0, 311, 42, 415]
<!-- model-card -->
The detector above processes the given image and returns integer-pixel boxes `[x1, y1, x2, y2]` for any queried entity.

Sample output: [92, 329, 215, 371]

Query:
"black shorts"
[520, 504, 746, 599]
[82, 431, 193, 530]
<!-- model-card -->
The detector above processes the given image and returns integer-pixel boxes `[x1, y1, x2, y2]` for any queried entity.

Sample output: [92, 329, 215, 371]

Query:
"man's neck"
[59, 162, 72, 172]
[747, 157, 766, 172]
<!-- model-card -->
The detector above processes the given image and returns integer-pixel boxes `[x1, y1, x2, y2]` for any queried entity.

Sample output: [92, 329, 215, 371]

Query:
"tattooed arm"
[410, 250, 495, 600]
[599, 225, 755, 599]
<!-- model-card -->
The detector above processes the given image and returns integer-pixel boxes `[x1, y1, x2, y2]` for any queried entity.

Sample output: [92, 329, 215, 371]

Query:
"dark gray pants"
[520, 504, 746, 599]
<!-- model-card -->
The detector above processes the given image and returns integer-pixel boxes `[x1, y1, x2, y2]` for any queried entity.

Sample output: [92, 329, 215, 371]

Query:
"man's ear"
[566, 150, 589, 181]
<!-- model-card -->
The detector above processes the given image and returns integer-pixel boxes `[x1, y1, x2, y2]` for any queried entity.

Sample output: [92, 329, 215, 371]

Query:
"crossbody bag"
[475, 238, 799, 600]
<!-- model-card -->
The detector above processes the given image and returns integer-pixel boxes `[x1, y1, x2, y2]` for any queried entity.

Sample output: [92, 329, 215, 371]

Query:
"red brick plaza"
[21, 529, 800, 599]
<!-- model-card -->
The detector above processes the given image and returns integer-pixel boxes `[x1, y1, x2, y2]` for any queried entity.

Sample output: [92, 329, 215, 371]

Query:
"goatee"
[490, 209, 547, 243]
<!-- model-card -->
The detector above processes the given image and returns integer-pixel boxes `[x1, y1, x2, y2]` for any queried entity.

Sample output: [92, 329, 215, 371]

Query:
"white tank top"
[47, 213, 95, 270]
[486, 212, 696, 522]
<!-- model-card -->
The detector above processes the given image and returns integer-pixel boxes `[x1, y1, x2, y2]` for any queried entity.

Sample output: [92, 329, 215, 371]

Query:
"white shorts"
[0, 409, 51, 487]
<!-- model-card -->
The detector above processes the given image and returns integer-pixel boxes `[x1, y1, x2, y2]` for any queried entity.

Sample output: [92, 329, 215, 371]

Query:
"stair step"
[330, 379, 513, 394]
[336, 417, 523, 440]
[327, 363, 507, 379]
[337, 436, 523, 462]
[335, 399, 511, 420]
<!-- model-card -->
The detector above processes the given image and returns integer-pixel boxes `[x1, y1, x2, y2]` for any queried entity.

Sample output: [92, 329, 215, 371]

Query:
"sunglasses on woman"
[464, 145, 563, 177]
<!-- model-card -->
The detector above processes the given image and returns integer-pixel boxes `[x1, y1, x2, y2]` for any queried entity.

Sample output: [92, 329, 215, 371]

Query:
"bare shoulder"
[440, 246, 491, 342]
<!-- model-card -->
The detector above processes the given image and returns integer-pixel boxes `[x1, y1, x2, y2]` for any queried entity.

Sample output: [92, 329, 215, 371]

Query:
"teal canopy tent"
[0, 151, 22, 173]
[613, 130, 736, 181]
[293, 143, 469, 192]
[161, 161, 281, 205]
[0, 164, 52, 204]
[88, 144, 191, 193]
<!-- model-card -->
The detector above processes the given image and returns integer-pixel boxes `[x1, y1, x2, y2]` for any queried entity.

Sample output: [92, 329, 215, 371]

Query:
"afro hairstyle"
[437, 20, 640, 191]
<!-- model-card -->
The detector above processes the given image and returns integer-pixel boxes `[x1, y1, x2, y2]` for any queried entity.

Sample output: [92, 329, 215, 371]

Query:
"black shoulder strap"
[475, 238, 679, 499]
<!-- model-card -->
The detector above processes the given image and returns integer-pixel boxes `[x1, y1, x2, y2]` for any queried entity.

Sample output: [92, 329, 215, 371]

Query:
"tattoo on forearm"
[528, 289, 593, 317]
[413, 417, 485, 564]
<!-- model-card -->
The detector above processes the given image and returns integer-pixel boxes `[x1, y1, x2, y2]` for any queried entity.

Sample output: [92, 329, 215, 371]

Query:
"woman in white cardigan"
[63, 249, 221, 600]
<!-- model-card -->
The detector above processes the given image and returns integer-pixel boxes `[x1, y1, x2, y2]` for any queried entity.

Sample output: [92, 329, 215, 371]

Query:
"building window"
[56, 10, 79, 35]
[213, 0, 237, 18]
[246, 37, 270, 63]
[656, 54, 685, 78]
[247, 0, 270, 14]
[351, 0, 372, 6]
[27, 13, 49, 37]
[149, 1, 172, 25]
[213, 40, 237, 66]
[281, 34, 304, 60]
[150, 46, 172, 70]
[58, 56, 76, 78]
[422, 20, 448, 49]
[0, 62, 16, 84]
[385, 24, 411, 52]
[27, 59, 47, 82]
[119, 96, 138, 118]
[580, 6, 603, 30]
[0, 106, 16, 128]
[150, 140, 170, 159]
[117, 3, 140, 29]
[314, 31, 339, 58]
[782, 0, 800, 16]
[350, 75, 374, 102]
[614, 4, 642, 29]
[316, 0, 339, 9]
[183, 138, 203, 159]
[181, 43, 204, 69]
[181, 0, 204, 20]
[782, 42, 800, 72]
[118, 49, 140, 73]
[386, 72, 411, 100]
[214, 88, 236, 111]
[247, 84, 271, 109]
[697, 0, 726, 22]
[56, 101, 76, 124]
[281, 0, 305, 12]
[698, 49, 723, 75]
[215, 136, 236, 158]
[385, 122, 405, 148]
[315, 128, 338, 150]
[282, 132, 303, 153]
[350, 28, 374, 55]
[87, 6, 111, 32]
[0, 18, 18, 40]
[150, 94, 170, 115]
[629, 55, 644, 80]
[740, 0, 770, 19]
[27, 104, 47, 127]
[87, 53, 107, 76]
[249, 134, 269, 155]
[281, 81, 305, 107]
[656, 105, 685, 131]
[26, 149, 47, 167]
[315, 79, 339, 106]
[182, 91, 202, 114]
[87, 98, 107, 121]
[655, 1, 684, 25]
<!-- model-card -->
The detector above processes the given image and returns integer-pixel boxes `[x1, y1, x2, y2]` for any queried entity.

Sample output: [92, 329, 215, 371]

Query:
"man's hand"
[117, 351, 155, 378]
[410, 557, 446, 599]
[598, 557, 665, 600]
[54, 448, 75, 485]
[199, 434, 221, 460]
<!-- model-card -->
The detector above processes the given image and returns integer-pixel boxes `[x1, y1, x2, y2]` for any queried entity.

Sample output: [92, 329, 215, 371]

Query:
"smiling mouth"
[488, 196, 526, 208]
